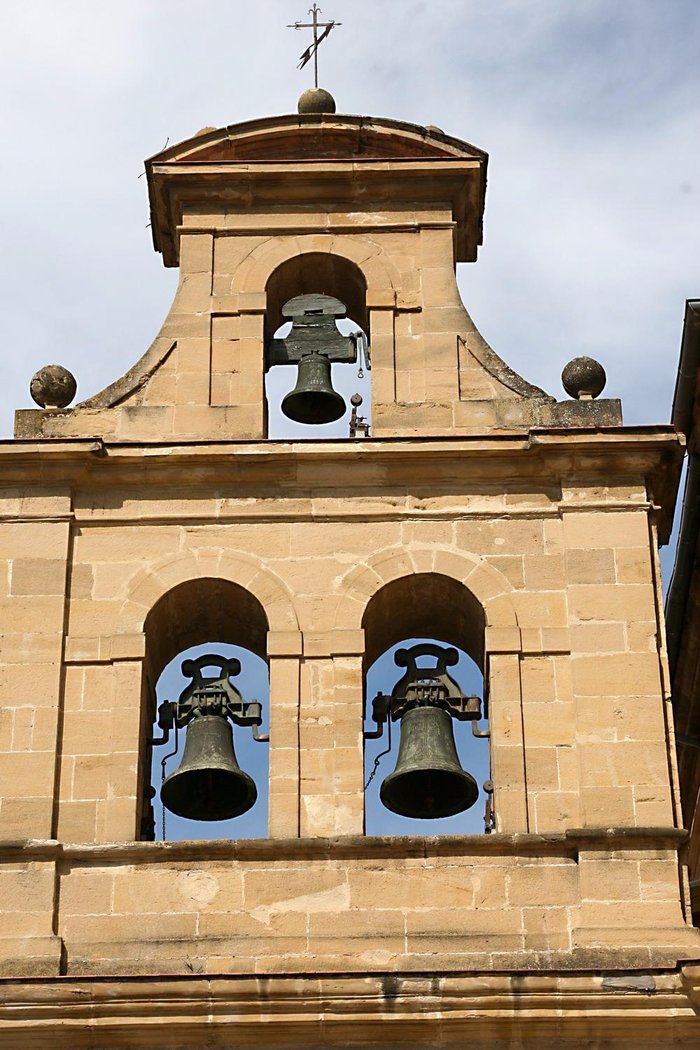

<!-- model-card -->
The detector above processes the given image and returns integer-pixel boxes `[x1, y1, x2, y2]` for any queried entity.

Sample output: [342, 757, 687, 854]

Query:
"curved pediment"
[147, 113, 487, 166]
[146, 114, 488, 267]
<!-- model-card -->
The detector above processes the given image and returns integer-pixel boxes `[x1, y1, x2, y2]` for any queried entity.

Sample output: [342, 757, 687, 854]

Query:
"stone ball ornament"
[297, 87, 336, 114]
[561, 356, 607, 400]
[30, 364, 77, 409]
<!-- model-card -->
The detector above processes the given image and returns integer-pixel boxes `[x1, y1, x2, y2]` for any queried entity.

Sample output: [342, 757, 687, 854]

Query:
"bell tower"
[2, 89, 700, 1046]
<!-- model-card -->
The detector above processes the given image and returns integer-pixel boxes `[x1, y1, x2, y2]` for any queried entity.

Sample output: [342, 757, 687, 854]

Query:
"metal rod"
[159, 722, 179, 841]
[364, 716, 392, 791]
[312, 5, 319, 87]
[471, 720, 491, 739]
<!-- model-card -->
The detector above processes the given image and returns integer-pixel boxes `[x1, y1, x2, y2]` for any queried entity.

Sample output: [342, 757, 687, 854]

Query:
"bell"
[380, 706, 479, 819]
[281, 352, 346, 424]
[161, 715, 257, 821]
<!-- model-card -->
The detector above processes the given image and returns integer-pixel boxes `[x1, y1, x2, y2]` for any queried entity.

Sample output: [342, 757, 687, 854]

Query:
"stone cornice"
[0, 429, 683, 540]
[150, 158, 483, 265]
[145, 112, 488, 265]
[1, 964, 699, 1045]
[0, 427, 683, 471]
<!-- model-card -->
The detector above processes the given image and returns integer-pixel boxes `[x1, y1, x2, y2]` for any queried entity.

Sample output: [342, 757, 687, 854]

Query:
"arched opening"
[265, 253, 368, 338]
[362, 574, 491, 837]
[264, 253, 371, 439]
[138, 578, 270, 842]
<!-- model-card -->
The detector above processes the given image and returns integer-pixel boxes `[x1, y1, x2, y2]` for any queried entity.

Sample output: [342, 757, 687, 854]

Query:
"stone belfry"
[2, 83, 700, 1047]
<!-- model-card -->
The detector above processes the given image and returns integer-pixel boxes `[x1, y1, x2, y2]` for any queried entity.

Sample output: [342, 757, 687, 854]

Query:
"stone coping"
[0, 828, 688, 864]
[0, 425, 682, 456]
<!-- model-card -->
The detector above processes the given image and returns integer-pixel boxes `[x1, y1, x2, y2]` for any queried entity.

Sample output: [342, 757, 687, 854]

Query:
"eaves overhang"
[145, 113, 488, 267]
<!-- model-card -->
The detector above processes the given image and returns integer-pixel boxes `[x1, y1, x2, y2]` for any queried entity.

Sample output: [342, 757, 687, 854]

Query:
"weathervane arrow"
[288, 5, 341, 88]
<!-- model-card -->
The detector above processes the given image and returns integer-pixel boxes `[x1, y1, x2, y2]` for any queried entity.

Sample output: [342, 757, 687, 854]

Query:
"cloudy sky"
[0, 0, 697, 438]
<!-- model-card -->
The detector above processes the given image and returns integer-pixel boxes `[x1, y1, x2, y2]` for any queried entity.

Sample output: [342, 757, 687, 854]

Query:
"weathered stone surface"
[29, 364, 77, 409]
[562, 355, 607, 400]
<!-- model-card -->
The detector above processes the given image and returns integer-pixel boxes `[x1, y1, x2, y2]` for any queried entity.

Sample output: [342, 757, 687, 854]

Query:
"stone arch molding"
[119, 549, 300, 636]
[333, 545, 519, 633]
[231, 236, 401, 300]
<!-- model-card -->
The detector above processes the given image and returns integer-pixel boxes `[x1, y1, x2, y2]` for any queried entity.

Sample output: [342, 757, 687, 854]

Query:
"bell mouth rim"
[379, 767, 479, 820]
[161, 769, 258, 822]
[280, 391, 347, 425]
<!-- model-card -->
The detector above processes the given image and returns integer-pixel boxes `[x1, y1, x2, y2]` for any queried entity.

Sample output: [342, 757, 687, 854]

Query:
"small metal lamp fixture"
[267, 294, 370, 425]
[151, 655, 268, 822]
[365, 643, 488, 819]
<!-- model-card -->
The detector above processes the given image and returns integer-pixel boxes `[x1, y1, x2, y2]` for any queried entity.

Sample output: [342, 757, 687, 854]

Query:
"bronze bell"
[281, 352, 346, 425]
[380, 706, 479, 819]
[161, 715, 257, 821]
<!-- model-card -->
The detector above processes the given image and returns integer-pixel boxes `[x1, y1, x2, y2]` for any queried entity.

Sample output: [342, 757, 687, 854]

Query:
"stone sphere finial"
[30, 364, 77, 409]
[561, 356, 606, 400]
[298, 87, 336, 114]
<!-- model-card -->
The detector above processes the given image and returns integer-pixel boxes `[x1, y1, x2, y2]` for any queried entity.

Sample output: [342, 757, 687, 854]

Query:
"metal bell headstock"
[369, 643, 483, 725]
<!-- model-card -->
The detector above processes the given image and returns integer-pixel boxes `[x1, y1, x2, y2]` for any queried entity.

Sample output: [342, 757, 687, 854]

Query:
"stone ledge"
[0, 937, 62, 978]
[0, 828, 687, 865]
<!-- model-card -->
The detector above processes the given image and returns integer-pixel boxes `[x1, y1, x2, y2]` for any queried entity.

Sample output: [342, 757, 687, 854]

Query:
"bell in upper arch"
[380, 705, 479, 819]
[268, 294, 360, 425]
[160, 714, 257, 821]
[281, 351, 346, 424]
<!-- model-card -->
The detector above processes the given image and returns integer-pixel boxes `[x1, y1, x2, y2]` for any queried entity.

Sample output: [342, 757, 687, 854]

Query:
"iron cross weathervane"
[288, 5, 341, 89]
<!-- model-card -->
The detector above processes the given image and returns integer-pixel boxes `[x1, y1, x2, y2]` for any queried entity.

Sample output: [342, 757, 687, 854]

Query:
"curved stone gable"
[146, 113, 488, 166]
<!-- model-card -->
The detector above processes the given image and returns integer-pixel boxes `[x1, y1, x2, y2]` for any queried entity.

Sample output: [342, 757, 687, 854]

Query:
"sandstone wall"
[0, 442, 695, 978]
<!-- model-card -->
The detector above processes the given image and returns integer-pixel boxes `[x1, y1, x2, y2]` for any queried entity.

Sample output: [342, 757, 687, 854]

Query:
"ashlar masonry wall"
[1, 433, 697, 978]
